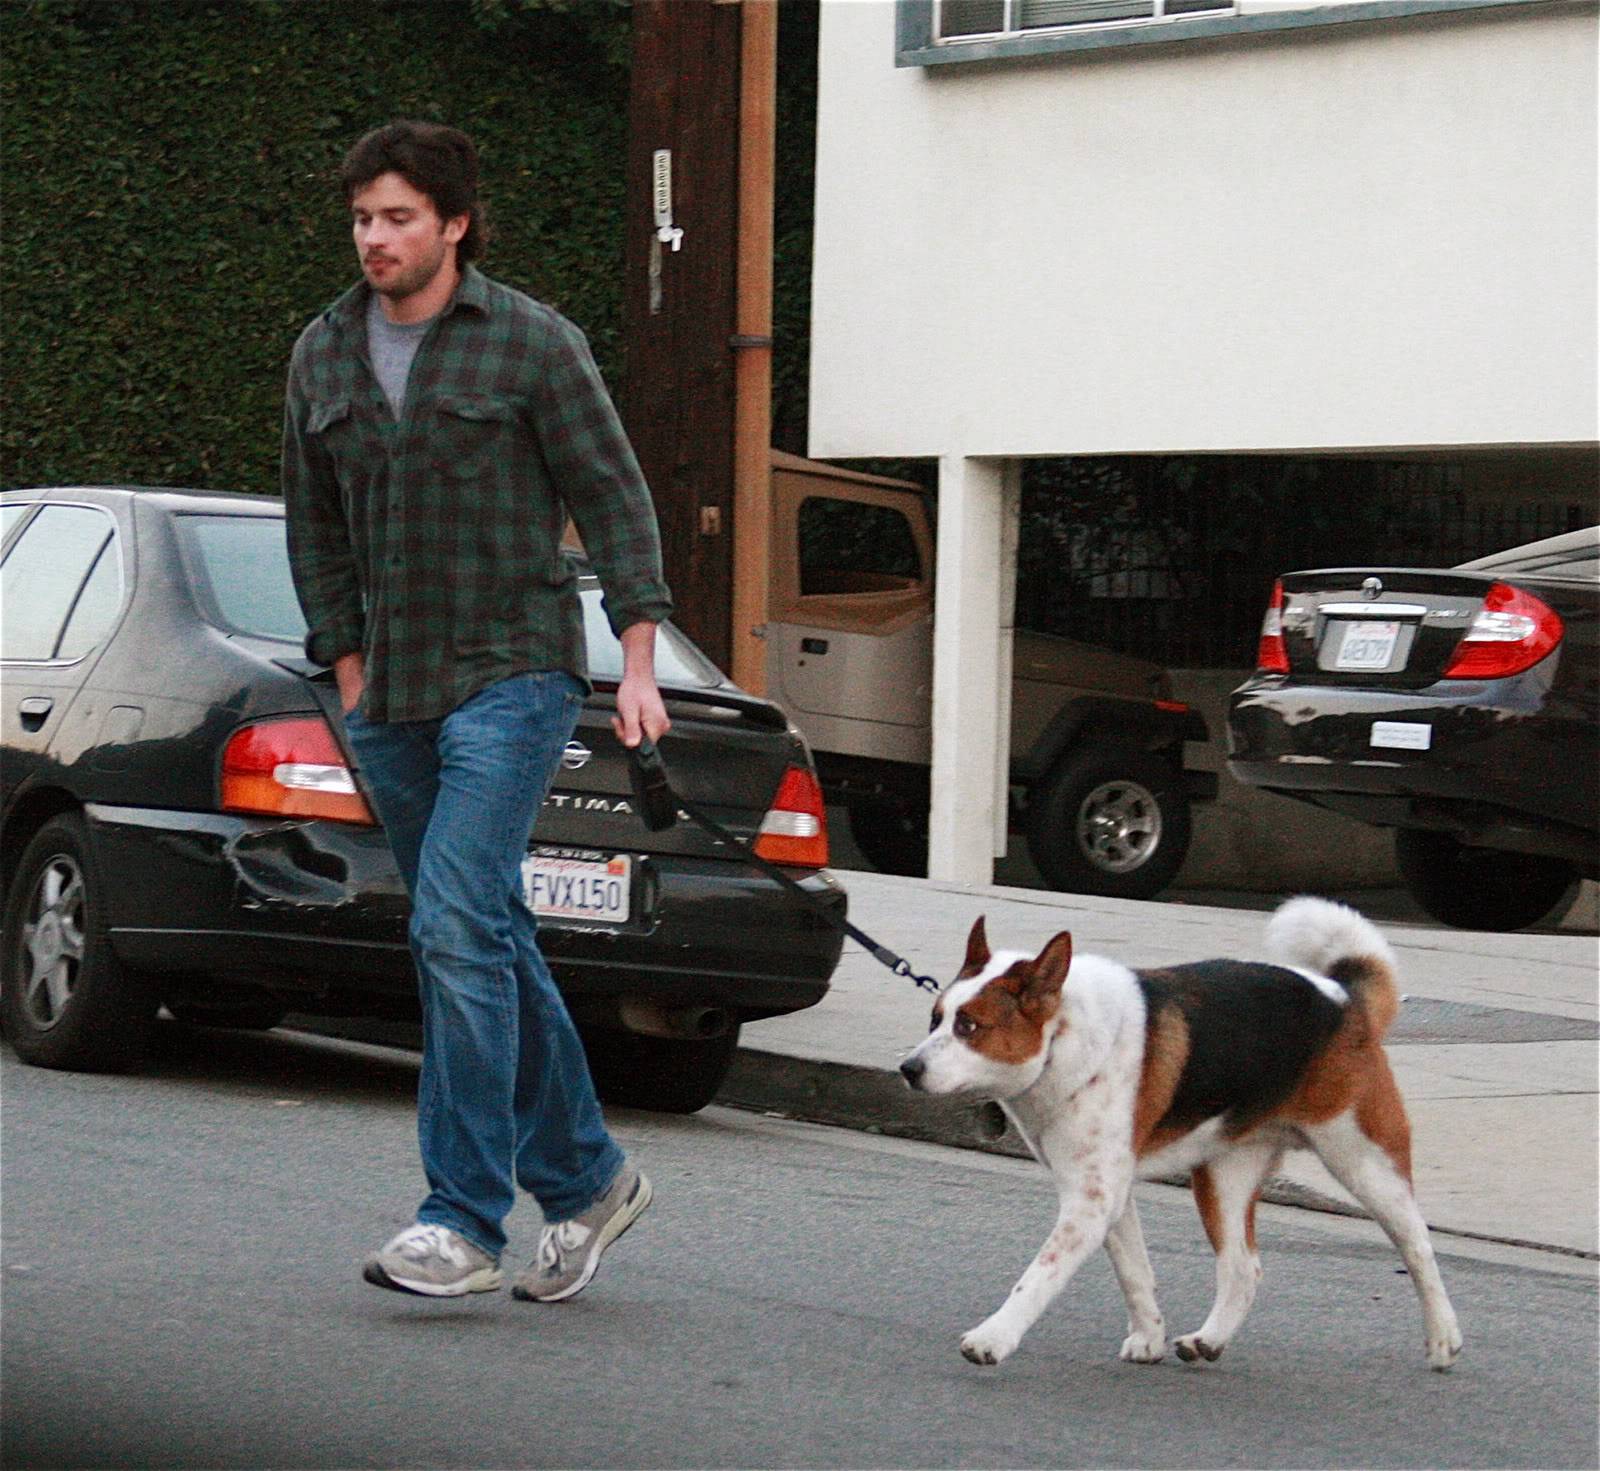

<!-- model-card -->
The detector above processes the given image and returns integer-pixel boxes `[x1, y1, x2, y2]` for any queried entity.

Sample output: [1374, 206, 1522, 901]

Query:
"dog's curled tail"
[1266, 896, 1400, 1039]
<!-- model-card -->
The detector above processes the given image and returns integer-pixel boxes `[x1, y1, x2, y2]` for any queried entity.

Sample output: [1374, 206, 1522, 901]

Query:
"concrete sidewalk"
[733, 871, 1599, 1259]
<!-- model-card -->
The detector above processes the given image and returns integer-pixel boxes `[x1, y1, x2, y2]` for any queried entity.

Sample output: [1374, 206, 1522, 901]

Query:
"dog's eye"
[928, 1012, 941, 1034]
[953, 1013, 978, 1039]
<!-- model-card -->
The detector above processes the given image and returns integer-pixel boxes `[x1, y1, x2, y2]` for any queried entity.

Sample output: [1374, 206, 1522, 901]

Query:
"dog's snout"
[900, 1055, 927, 1089]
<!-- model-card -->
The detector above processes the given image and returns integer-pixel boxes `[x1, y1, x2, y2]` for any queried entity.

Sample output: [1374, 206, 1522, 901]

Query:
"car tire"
[1, 813, 156, 1072]
[1025, 746, 1192, 900]
[1393, 829, 1579, 932]
[579, 1022, 742, 1115]
[846, 800, 928, 878]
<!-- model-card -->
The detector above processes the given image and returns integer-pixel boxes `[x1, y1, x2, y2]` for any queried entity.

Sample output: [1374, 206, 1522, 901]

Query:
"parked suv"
[762, 453, 1215, 899]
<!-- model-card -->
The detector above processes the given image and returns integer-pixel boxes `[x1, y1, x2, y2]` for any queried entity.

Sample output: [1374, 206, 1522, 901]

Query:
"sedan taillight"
[1255, 580, 1290, 674]
[752, 766, 830, 868]
[1442, 583, 1564, 679]
[222, 717, 377, 825]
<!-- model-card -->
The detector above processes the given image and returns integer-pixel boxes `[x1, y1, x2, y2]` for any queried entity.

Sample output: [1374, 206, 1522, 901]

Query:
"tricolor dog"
[899, 897, 1461, 1372]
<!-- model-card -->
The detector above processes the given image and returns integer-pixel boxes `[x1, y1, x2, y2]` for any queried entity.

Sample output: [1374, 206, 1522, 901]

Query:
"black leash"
[627, 740, 941, 995]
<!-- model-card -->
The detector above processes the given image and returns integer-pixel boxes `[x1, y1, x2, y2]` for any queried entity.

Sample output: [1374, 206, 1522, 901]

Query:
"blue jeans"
[344, 671, 624, 1258]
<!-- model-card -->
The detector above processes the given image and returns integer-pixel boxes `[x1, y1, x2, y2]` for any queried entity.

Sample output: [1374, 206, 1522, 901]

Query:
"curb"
[719, 1047, 1598, 1260]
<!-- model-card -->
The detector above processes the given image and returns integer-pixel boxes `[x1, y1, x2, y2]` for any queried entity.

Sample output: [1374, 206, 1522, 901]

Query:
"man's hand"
[334, 652, 366, 715]
[612, 622, 670, 748]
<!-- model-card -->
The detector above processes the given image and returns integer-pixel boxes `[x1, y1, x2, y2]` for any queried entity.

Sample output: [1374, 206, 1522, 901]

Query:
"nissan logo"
[1361, 576, 1384, 601]
[561, 740, 592, 771]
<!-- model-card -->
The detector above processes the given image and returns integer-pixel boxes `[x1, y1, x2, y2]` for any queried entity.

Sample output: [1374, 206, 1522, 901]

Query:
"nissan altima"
[1228, 526, 1598, 931]
[0, 485, 846, 1110]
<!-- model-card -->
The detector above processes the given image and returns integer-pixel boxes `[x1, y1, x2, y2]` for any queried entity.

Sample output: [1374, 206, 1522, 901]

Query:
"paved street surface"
[3, 1024, 1596, 1471]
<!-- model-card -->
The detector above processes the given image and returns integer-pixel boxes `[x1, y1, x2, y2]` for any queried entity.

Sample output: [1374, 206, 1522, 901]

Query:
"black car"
[1228, 526, 1599, 931]
[0, 485, 846, 1109]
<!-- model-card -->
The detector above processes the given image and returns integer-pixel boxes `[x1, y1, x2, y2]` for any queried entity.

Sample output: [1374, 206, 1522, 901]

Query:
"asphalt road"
[3, 1023, 1596, 1471]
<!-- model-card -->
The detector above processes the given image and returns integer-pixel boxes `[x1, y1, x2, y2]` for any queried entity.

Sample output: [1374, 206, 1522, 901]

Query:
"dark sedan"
[1228, 526, 1598, 931]
[0, 486, 846, 1109]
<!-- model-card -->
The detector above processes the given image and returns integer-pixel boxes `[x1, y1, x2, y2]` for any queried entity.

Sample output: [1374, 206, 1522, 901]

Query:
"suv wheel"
[579, 1023, 742, 1114]
[1394, 829, 1578, 931]
[1026, 746, 1191, 900]
[846, 800, 928, 878]
[1, 814, 155, 1071]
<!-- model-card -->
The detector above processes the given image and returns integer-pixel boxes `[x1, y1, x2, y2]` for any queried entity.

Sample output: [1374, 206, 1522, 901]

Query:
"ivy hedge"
[1, 0, 643, 493]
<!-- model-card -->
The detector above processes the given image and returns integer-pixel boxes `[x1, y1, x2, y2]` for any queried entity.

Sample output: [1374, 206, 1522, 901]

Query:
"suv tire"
[846, 800, 928, 878]
[1394, 829, 1578, 932]
[1026, 746, 1191, 900]
[1, 813, 155, 1071]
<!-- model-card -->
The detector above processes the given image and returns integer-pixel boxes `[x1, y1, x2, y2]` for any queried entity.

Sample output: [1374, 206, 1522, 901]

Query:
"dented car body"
[1, 486, 844, 1109]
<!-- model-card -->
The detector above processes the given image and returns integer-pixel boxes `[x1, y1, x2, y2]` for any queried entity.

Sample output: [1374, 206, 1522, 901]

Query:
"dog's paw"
[960, 1321, 1020, 1367]
[1427, 1323, 1463, 1372]
[1119, 1328, 1167, 1364]
[1173, 1332, 1224, 1364]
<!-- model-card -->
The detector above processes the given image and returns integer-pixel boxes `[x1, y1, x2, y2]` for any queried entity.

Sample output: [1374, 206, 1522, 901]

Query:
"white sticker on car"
[1370, 721, 1432, 751]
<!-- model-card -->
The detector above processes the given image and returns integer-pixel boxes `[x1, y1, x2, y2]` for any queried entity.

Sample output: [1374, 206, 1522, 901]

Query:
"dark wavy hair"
[339, 121, 489, 265]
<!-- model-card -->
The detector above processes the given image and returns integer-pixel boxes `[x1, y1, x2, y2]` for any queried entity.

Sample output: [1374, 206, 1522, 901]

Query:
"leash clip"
[894, 958, 941, 994]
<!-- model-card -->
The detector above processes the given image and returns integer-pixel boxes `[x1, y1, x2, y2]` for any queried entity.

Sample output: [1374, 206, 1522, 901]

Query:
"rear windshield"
[1459, 529, 1600, 583]
[174, 511, 722, 686]
[580, 588, 722, 688]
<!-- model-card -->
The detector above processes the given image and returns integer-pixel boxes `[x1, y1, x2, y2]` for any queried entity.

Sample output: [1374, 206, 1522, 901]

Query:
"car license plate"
[522, 851, 631, 924]
[1331, 620, 1401, 671]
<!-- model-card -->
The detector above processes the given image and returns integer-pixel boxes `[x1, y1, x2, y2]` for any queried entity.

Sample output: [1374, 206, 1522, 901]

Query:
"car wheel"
[846, 800, 928, 877]
[1, 814, 155, 1072]
[1394, 829, 1579, 931]
[1025, 746, 1192, 900]
[579, 1022, 741, 1114]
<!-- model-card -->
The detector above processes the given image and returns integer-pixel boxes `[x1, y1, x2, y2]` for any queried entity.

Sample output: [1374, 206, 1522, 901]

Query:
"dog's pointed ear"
[962, 915, 991, 976]
[1024, 931, 1073, 1003]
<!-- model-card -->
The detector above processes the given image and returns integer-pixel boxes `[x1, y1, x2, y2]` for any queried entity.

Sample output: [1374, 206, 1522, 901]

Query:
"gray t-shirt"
[366, 294, 435, 417]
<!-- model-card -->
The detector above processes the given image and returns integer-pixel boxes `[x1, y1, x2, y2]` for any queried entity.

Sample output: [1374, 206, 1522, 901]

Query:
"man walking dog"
[282, 120, 671, 1301]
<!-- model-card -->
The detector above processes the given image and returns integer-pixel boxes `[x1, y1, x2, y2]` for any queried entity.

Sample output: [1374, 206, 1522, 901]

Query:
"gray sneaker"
[363, 1223, 503, 1298]
[512, 1161, 652, 1302]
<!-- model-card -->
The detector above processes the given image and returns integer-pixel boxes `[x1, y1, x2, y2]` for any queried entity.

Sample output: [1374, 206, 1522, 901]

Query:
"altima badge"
[561, 741, 592, 771]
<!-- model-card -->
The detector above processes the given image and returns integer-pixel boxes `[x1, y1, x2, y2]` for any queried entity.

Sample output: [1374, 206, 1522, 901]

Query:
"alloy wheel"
[1074, 780, 1163, 874]
[19, 855, 86, 1031]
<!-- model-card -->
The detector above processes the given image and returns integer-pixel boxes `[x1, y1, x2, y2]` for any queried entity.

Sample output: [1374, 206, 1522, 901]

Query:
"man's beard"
[367, 237, 450, 302]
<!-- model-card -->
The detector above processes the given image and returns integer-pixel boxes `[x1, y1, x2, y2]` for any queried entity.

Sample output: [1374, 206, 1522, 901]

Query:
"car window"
[797, 496, 922, 596]
[1, 503, 30, 544]
[0, 504, 115, 661]
[177, 513, 309, 642]
[56, 541, 125, 659]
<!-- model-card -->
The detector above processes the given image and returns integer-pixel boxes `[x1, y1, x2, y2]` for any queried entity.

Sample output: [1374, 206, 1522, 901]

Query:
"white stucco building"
[807, 0, 1599, 884]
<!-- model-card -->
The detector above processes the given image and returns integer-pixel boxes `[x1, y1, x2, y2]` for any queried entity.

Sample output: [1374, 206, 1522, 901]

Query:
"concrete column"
[928, 456, 1021, 884]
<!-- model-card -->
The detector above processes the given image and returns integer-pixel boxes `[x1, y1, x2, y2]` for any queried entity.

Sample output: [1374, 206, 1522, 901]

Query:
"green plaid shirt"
[282, 266, 672, 723]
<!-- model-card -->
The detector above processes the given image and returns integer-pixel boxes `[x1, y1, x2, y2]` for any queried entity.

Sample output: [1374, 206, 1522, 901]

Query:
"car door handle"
[800, 638, 830, 655]
[18, 696, 53, 731]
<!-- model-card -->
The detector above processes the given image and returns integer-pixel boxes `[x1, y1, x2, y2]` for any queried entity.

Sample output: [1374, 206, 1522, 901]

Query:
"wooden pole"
[729, 0, 777, 694]
[619, 0, 741, 669]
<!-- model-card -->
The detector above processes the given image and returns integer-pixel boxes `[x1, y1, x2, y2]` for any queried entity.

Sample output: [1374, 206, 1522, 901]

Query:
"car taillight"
[1256, 580, 1290, 673]
[221, 717, 376, 825]
[752, 766, 830, 868]
[1442, 582, 1564, 679]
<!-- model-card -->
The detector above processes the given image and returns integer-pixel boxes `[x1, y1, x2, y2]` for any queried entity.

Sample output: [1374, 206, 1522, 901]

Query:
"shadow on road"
[136, 1016, 422, 1102]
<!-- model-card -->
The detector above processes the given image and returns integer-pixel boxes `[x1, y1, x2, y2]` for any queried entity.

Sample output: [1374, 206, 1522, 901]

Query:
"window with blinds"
[937, 0, 1235, 41]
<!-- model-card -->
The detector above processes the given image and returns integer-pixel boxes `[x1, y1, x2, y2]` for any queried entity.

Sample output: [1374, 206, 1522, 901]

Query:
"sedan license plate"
[523, 851, 631, 925]
[1330, 620, 1401, 671]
